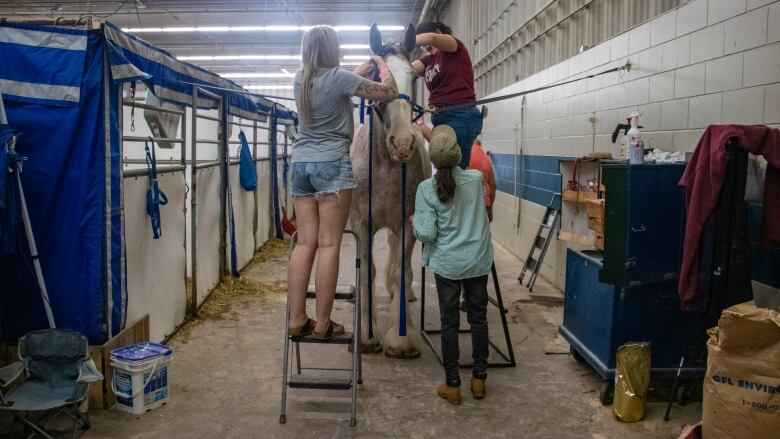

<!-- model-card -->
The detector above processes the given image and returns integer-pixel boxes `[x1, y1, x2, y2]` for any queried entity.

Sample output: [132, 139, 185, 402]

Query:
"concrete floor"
[85, 233, 700, 438]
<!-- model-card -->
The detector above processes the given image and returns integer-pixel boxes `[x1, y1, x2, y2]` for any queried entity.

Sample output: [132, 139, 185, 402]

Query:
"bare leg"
[313, 190, 352, 334]
[287, 196, 319, 329]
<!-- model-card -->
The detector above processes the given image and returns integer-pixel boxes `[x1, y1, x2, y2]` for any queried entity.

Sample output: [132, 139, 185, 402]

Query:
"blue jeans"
[431, 106, 483, 169]
[291, 153, 357, 197]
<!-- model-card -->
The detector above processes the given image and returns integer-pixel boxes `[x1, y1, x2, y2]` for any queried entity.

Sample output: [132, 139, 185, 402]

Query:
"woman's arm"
[354, 55, 399, 101]
[416, 33, 458, 53]
[415, 118, 432, 142]
[411, 60, 426, 76]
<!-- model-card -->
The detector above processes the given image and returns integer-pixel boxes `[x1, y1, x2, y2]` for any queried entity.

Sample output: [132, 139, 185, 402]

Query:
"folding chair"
[0, 329, 103, 438]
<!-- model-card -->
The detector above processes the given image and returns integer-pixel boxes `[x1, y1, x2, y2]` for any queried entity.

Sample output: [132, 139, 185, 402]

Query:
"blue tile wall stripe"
[490, 153, 571, 208]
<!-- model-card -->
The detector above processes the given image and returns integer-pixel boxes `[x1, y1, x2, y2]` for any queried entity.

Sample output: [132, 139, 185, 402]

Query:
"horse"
[349, 24, 431, 359]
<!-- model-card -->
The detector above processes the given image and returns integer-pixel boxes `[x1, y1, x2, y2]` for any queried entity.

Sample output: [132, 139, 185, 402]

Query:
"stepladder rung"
[534, 235, 547, 249]
[282, 230, 361, 427]
[527, 258, 538, 271]
[306, 285, 355, 300]
[288, 377, 352, 390]
[290, 332, 354, 345]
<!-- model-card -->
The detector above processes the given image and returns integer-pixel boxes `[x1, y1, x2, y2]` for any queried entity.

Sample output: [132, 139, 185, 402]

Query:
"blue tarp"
[0, 23, 115, 343]
[102, 23, 296, 123]
[0, 22, 296, 344]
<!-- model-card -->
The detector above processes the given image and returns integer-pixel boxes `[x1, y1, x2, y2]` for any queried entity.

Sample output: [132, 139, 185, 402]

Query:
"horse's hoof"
[384, 346, 421, 360]
[407, 294, 417, 303]
[350, 342, 383, 354]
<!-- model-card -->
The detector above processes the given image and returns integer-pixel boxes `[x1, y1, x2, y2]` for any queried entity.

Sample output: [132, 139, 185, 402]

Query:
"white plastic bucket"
[110, 342, 172, 415]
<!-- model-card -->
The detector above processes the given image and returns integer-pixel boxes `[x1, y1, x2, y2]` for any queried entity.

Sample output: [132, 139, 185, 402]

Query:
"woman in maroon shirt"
[412, 21, 482, 169]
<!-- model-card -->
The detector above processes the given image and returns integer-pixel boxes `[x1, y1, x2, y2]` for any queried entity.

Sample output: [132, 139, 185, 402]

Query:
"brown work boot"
[470, 378, 486, 399]
[437, 383, 461, 405]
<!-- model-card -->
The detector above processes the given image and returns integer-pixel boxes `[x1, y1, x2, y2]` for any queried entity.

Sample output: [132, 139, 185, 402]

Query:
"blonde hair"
[299, 25, 341, 126]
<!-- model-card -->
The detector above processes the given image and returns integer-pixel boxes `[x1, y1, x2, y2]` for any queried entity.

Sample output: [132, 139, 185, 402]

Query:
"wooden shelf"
[562, 189, 598, 203]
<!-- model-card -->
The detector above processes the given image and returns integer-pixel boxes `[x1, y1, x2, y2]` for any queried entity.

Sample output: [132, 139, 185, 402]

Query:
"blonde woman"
[288, 25, 398, 339]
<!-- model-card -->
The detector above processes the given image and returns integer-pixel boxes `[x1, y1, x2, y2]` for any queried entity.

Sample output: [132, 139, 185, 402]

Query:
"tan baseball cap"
[428, 124, 461, 168]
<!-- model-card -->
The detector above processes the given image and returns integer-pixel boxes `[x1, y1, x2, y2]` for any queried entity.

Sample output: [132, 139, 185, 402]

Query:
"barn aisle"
[87, 234, 698, 439]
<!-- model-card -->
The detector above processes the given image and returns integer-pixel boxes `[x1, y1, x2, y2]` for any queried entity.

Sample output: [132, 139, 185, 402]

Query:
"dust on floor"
[85, 234, 701, 439]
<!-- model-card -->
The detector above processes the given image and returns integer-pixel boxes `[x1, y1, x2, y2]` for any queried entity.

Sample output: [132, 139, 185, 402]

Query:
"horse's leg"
[357, 227, 383, 354]
[384, 230, 399, 299]
[383, 223, 421, 359]
[403, 232, 418, 308]
[385, 222, 417, 303]
[404, 231, 417, 302]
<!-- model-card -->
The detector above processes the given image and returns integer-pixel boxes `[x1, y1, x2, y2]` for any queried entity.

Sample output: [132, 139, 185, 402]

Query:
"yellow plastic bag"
[613, 342, 651, 422]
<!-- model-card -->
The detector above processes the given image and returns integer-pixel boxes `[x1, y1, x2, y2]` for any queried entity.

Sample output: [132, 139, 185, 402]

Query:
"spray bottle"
[627, 111, 644, 164]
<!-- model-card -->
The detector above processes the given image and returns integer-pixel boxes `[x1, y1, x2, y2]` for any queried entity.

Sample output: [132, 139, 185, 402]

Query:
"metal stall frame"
[122, 83, 279, 325]
[188, 85, 276, 316]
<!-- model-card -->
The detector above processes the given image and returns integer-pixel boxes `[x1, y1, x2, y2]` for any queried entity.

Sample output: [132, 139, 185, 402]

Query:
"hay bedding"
[176, 238, 289, 340]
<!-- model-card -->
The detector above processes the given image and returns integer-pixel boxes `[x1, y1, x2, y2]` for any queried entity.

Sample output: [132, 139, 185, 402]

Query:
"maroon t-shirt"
[419, 38, 476, 108]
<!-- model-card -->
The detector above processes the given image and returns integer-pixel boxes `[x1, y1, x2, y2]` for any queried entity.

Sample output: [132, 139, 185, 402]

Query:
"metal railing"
[120, 83, 291, 319]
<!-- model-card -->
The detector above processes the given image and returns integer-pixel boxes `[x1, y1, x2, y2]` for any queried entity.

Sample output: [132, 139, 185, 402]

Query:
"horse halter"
[369, 93, 427, 125]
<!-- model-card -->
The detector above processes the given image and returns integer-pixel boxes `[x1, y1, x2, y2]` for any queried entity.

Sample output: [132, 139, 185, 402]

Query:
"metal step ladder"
[279, 230, 362, 427]
[518, 194, 561, 292]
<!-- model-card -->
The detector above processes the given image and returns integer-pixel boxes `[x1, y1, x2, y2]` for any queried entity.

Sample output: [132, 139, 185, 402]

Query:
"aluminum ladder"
[518, 194, 561, 291]
[279, 230, 362, 427]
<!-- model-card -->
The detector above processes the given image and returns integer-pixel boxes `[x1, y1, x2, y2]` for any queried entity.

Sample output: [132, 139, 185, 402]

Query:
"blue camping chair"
[0, 329, 103, 438]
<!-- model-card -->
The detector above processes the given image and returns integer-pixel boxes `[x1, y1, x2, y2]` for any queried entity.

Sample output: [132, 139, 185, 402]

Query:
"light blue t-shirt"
[292, 67, 364, 163]
[413, 168, 494, 280]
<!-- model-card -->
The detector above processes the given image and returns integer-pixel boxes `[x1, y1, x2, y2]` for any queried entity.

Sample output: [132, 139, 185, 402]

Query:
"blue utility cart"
[558, 163, 705, 405]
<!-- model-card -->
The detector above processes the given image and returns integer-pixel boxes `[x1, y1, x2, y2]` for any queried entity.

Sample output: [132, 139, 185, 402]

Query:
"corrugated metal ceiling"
[1, 0, 423, 90]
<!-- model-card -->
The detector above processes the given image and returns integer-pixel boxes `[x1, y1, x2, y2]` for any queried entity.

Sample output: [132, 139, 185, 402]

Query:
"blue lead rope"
[226, 166, 240, 278]
[269, 105, 283, 239]
[145, 137, 168, 239]
[366, 98, 374, 340]
[399, 162, 407, 337]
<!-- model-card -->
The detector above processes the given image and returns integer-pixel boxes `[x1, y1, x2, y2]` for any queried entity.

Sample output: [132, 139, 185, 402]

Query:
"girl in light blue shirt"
[412, 124, 494, 405]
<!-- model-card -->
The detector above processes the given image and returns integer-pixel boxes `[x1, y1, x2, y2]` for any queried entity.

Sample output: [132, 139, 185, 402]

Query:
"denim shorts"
[291, 153, 357, 197]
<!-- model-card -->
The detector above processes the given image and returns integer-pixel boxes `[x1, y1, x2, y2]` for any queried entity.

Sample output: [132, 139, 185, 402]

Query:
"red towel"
[678, 125, 780, 311]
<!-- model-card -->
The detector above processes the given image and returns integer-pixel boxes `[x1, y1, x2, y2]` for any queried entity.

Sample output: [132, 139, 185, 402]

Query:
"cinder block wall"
[482, 0, 780, 292]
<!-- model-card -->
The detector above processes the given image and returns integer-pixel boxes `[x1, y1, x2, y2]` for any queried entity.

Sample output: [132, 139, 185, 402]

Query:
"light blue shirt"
[413, 168, 494, 280]
[292, 67, 364, 163]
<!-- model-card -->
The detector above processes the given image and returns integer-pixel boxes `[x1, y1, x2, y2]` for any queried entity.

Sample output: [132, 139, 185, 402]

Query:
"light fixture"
[243, 85, 294, 90]
[220, 72, 294, 78]
[177, 50, 370, 61]
[121, 25, 405, 33]
[340, 44, 370, 49]
[177, 55, 302, 61]
[339, 61, 363, 66]
[281, 68, 291, 75]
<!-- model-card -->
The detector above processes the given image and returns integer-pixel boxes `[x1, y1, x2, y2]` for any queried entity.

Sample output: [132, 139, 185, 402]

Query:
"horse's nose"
[391, 137, 414, 161]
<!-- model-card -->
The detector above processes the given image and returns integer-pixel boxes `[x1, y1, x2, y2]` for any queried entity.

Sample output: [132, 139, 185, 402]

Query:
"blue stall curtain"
[0, 21, 296, 344]
[238, 131, 258, 191]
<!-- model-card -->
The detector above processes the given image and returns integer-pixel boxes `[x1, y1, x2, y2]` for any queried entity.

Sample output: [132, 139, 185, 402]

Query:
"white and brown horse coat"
[349, 39, 431, 358]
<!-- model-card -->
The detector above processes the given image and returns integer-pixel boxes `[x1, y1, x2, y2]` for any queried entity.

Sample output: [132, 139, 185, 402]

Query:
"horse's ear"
[369, 23, 384, 55]
[403, 23, 416, 55]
